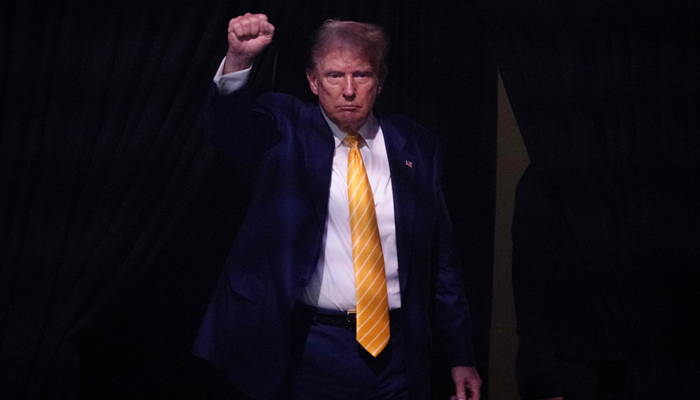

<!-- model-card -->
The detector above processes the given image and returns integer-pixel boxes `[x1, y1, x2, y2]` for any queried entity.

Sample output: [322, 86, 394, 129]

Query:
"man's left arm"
[433, 139, 482, 400]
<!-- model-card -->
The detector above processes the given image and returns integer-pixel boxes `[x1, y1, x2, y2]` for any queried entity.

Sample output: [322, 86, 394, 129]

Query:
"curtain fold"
[0, 0, 239, 397]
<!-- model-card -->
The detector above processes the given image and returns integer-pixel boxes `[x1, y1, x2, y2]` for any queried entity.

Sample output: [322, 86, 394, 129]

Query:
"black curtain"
[480, 0, 699, 397]
[0, 0, 496, 398]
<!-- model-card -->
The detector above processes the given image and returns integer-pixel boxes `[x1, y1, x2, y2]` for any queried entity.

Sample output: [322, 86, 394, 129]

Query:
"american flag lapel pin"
[405, 160, 413, 168]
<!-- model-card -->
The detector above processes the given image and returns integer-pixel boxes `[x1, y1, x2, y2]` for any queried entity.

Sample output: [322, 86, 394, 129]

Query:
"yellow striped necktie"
[345, 130, 390, 357]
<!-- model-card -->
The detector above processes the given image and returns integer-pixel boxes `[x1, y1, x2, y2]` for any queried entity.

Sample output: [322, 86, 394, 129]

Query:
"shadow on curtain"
[479, 0, 700, 398]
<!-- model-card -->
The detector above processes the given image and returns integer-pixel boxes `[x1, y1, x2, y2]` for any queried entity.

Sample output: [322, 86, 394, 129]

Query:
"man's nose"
[342, 77, 355, 97]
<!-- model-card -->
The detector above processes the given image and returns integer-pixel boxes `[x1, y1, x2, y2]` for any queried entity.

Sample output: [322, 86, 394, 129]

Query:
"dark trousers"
[274, 304, 409, 400]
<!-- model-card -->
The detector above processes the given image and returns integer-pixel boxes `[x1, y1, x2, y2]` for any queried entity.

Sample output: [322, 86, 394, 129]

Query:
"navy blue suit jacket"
[193, 84, 474, 400]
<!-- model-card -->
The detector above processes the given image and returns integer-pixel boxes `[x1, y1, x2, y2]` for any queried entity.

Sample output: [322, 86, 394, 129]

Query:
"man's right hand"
[224, 13, 275, 74]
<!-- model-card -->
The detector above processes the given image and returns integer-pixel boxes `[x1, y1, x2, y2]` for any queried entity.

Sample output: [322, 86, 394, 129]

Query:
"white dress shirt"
[214, 59, 401, 311]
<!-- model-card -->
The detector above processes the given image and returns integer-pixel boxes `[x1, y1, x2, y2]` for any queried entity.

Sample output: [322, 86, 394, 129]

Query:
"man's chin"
[333, 115, 368, 131]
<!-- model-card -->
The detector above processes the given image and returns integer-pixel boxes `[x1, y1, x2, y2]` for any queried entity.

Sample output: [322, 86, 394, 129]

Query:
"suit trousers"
[273, 304, 410, 400]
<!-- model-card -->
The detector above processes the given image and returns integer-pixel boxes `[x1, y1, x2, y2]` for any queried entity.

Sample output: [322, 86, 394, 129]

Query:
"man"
[193, 13, 481, 400]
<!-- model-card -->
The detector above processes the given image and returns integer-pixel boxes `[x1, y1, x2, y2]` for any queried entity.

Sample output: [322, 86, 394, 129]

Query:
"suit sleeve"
[512, 165, 564, 399]
[199, 83, 282, 173]
[433, 139, 476, 367]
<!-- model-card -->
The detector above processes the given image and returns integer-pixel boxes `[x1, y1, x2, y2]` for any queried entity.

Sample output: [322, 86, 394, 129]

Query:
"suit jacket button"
[298, 278, 308, 287]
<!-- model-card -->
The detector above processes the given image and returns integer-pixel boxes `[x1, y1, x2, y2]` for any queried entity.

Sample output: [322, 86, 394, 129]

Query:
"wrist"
[224, 52, 255, 74]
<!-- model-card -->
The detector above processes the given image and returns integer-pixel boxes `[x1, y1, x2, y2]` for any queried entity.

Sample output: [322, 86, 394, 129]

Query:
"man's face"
[307, 47, 382, 133]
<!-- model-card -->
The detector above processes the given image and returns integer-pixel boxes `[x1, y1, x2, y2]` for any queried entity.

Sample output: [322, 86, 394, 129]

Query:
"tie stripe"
[345, 131, 390, 357]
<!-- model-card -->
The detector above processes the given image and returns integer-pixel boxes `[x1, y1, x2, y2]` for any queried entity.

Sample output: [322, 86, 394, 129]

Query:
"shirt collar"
[320, 106, 379, 152]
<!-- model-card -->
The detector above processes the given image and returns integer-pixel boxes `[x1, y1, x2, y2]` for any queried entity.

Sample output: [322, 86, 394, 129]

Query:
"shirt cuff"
[213, 57, 252, 95]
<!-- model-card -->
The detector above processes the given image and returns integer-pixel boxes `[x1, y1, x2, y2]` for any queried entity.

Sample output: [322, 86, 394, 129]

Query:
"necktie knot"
[344, 131, 361, 148]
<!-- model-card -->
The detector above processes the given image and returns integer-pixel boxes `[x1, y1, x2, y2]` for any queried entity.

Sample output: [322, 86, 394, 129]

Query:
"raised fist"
[224, 13, 275, 73]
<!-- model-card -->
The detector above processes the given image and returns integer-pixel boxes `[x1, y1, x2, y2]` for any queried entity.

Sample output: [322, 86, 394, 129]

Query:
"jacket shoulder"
[254, 92, 315, 123]
[380, 112, 440, 150]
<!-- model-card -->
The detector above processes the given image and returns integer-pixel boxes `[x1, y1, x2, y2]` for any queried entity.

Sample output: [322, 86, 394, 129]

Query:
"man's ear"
[306, 69, 319, 95]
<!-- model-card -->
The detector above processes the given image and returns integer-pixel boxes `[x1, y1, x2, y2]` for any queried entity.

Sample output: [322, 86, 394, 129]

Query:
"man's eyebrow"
[323, 69, 343, 75]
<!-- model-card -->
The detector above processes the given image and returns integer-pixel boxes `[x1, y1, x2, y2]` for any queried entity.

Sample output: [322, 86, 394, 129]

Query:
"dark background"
[2, 0, 699, 399]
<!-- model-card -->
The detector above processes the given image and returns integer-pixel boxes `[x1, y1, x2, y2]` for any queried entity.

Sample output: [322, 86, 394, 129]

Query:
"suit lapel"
[304, 105, 335, 229]
[380, 116, 415, 295]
